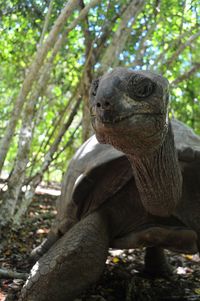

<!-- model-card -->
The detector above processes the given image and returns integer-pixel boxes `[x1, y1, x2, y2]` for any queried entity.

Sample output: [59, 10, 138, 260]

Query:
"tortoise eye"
[91, 78, 100, 97]
[128, 74, 155, 98]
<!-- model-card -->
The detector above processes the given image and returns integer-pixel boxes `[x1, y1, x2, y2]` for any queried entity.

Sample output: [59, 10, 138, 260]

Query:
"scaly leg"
[19, 212, 109, 301]
[30, 231, 60, 263]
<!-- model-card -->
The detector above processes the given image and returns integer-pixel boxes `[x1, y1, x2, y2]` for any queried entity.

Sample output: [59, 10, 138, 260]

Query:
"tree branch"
[100, 0, 146, 72]
[12, 96, 82, 225]
[0, 0, 101, 225]
[0, 0, 79, 173]
[0, 268, 28, 280]
[94, 2, 129, 62]
[153, 26, 199, 68]
[171, 63, 200, 86]
[38, 0, 54, 47]
[53, 120, 82, 161]
[132, 0, 161, 68]
[164, 31, 200, 67]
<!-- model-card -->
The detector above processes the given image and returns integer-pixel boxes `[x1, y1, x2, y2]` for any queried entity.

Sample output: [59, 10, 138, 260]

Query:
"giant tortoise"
[20, 68, 200, 301]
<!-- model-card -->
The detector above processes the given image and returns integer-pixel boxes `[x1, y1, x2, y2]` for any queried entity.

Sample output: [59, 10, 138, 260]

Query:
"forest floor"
[1, 192, 200, 301]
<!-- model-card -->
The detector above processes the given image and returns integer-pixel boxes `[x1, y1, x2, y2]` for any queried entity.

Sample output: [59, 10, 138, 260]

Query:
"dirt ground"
[1, 193, 200, 301]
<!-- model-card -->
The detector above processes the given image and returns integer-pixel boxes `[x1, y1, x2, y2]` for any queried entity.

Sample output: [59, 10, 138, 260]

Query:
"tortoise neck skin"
[127, 122, 182, 216]
[90, 67, 183, 217]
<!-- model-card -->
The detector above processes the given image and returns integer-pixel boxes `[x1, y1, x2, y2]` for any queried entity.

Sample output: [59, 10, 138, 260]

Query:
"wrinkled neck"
[128, 123, 182, 217]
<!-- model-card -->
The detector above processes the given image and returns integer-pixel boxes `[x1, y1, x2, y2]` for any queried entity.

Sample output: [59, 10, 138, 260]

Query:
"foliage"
[0, 0, 199, 224]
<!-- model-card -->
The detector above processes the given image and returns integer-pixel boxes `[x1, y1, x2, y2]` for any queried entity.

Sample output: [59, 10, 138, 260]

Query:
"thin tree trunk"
[9, 0, 102, 198]
[65, 0, 102, 141]
[82, 0, 146, 140]
[80, 0, 94, 141]
[153, 26, 198, 68]
[38, 0, 54, 47]
[27, 98, 73, 179]
[163, 31, 200, 68]
[0, 268, 28, 280]
[94, 2, 130, 61]
[132, 1, 161, 68]
[171, 63, 200, 86]
[54, 121, 81, 160]
[5, 14, 61, 217]
[0, 0, 79, 173]
[0, 0, 101, 226]
[132, 22, 157, 68]
[100, 0, 145, 72]
[13, 97, 81, 225]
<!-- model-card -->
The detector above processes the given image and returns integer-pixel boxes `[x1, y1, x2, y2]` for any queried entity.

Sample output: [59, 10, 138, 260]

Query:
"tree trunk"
[12, 97, 81, 225]
[82, 0, 146, 141]
[38, 0, 54, 47]
[0, 0, 101, 226]
[100, 0, 145, 72]
[171, 63, 200, 86]
[79, 0, 101, 141]
[0, 0, 79, 173]
[164, 31, 200, 68]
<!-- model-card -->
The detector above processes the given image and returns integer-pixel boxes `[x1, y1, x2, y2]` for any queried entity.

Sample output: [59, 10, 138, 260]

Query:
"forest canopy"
[0, 0, 200, 225]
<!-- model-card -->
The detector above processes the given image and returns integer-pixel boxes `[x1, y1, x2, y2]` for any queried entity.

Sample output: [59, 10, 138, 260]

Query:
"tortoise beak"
[97, 109, 118, 124]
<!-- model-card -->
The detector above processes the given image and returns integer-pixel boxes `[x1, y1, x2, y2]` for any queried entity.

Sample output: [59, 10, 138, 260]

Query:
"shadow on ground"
[1, 194, 200, 301]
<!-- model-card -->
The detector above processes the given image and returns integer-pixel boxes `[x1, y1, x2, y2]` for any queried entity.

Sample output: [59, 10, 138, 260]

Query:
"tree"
[0, 0, 199, 229]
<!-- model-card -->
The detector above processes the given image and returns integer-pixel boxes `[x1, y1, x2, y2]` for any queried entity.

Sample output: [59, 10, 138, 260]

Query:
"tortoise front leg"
[19, 212, 109, 301]
[30, 231, 60, 263]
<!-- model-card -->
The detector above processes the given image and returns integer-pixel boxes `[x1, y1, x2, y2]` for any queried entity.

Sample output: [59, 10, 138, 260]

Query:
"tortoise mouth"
[94, 111, 163, 125]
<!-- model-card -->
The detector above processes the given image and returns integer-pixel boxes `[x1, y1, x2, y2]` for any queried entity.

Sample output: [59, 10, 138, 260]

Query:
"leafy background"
[0, 0, 199, 225]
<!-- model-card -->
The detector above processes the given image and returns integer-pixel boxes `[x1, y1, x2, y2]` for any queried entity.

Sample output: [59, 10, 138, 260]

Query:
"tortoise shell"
[54, 119, 200, 235]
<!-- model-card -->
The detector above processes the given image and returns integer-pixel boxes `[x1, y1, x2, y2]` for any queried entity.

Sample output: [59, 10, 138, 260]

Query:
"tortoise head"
[89, 67, 169, 156]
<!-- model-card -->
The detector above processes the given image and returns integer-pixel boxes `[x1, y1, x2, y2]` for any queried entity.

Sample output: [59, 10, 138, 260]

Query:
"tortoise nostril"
[96, 101, 112, 109]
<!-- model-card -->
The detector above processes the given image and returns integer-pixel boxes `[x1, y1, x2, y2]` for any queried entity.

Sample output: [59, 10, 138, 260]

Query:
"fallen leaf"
[184, 255, 193, 260]
[176, 266, 193, 275]
[112, 257, 120, 264]
[36, 228, 49, 234]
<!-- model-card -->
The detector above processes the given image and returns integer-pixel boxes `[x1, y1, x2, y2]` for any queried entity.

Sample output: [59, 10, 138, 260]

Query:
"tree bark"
[132, 1, 161, 68]
[94, 2, 129, 62]
[163, 31, 200, 68]
[38, 0, 54, 47]
[0, 0, 101, 226]
[171, 63, 200, 86]
[0, 0, 79, 173]
[12, 97, 81, 225]
[100, 0, 145, 72]
[153, 26, 198, 68]
[80, 0, 94, 141]
[5, 36, 68, 216]
[82, 0, 146, 141]
[0, 268, 28, 280]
